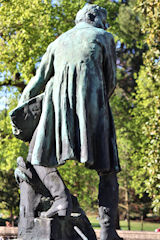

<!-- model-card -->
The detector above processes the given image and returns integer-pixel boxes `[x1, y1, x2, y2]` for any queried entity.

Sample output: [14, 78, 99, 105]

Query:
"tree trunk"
[125, 187, 130, 230]
[141, 215, 144, 231]
[10, 208, 14, 226]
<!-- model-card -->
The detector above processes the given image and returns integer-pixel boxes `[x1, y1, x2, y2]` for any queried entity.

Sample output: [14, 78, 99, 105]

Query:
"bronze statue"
[10, 4, 123, 240]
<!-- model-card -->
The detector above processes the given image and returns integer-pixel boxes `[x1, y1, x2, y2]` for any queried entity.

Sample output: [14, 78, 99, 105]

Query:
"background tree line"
[0, 0, 159, 225]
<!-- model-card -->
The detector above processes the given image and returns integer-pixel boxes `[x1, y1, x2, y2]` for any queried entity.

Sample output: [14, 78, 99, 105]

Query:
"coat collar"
[74, 22, 96, 29]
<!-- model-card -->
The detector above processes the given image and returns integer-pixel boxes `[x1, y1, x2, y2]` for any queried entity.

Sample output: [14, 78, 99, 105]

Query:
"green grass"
[88, 215, 160, 232]
[88, 215, 100, 229]
[120, 220, 160, 231]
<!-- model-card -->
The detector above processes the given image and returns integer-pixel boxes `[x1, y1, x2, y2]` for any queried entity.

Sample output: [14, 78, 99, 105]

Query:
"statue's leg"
[15, 157, 42, 233]
[34, 165, 72, 218]
[18, 181, 42, 238]
[98, 172, 123, 240]
[25, 128, 72, 218]
[18, 181, 36, 230]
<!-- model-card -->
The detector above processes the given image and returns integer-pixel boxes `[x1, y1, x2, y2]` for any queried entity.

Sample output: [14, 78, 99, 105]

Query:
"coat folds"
[17, 22, 121, 172]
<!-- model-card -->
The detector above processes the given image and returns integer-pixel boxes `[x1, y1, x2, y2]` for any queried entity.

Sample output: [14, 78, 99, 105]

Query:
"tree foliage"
[0, 0, 119, 91]
[130, 0, 160, 213]
[0, 94, 28, 171]
[0, 169, 19, 224]
[59, 161, 99, 211]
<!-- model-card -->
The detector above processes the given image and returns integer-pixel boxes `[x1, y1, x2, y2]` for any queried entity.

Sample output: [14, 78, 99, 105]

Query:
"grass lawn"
[88, 215, 160, 232]
[120, 220, 160, 231]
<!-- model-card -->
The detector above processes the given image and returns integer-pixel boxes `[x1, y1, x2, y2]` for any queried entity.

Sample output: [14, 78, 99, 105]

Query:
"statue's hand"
[14, 156, 32, 184]
[17, 156, 26, 168]
[14, 168, 29, 184]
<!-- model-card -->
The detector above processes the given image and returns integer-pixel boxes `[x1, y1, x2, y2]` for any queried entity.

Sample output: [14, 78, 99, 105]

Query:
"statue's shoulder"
[46, 29, 74, 50]
[87, 27, 114, 42]
[102, 31, 114, 41]
[99, 31, 115, 48]
[91, 29, 114, 48]
[50, 28, 75, 46]
[45, 40, 58, 53]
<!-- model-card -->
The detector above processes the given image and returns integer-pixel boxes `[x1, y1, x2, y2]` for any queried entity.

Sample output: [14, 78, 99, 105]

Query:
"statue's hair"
[75, 4, 107, 27]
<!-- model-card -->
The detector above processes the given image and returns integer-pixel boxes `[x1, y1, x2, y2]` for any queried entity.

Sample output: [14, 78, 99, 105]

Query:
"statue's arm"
[18, 43, 54, 106]
[104, 34, 117, 99]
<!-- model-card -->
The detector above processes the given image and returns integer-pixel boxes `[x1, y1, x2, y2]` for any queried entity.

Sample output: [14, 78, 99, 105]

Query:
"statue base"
[18, 213, 97, 240]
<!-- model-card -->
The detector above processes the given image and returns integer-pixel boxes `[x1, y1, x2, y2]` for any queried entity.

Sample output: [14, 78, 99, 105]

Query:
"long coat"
[18, 22, 121, 172]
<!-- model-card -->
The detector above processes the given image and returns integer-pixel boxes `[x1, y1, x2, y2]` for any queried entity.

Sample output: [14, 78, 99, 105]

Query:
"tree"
[59, 161, 99, 211]
[0, 0, 119, 91]
[108, 0, 148, 226]
[0, 94, 28, 171]
[0, 0, 62, 91]
[130, 0, 160, 213]
[0, 169, 19, 225]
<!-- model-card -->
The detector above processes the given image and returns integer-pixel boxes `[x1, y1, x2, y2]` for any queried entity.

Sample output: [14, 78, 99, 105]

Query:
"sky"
[0, 87, 10, 111]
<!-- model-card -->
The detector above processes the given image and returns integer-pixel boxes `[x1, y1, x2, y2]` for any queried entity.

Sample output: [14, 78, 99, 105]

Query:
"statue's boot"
[98, 172, 123, 240]
[34, 166, 72, 218]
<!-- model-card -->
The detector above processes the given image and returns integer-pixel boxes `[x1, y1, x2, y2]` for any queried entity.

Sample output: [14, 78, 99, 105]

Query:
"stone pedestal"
[18, 213, 97, 240]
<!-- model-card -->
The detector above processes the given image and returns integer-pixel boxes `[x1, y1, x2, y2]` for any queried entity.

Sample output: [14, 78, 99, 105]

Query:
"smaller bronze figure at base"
[10, 3, 123, 240]
[15, 157, 97, 240]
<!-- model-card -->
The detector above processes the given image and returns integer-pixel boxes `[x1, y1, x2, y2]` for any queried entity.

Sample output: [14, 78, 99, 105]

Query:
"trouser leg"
[98, 172, 123, 240]
[18, 181, 42, 234]
[26, 128, 72, 217]
[34, 165, 72, 217]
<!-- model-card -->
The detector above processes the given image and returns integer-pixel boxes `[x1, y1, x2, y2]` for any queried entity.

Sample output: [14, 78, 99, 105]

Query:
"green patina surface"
[12, 22, 120, 172]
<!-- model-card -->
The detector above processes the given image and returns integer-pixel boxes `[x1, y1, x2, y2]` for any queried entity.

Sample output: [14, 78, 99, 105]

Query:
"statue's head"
[75, 4, 107, 30]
